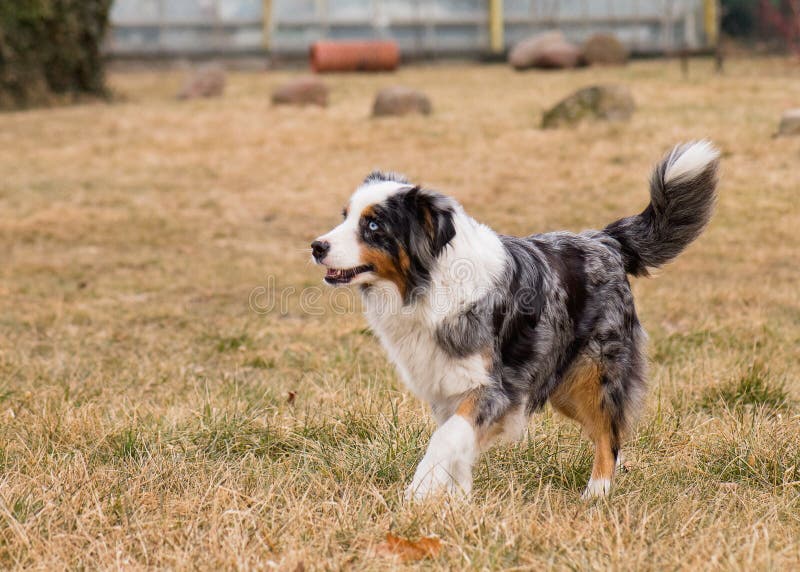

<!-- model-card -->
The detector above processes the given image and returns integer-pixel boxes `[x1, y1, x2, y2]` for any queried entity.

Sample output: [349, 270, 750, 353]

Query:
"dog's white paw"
[405, 416, 476, 502]
[582, 477, 611, 499]
[405, 461, 467, 501]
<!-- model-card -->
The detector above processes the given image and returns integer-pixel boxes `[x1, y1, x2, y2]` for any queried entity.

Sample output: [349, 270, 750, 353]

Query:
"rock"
[533, 43, 583, 70]
[583, 33, 629, 66]
[177, 63, 226, 100]
[509, 31, 582, 70]
[372, 86, 432, 117]
[272, 76, 329, 107]
[777, 109, 800, 136]
[542, 85, 635, 129]
[509, 31, 563, 69]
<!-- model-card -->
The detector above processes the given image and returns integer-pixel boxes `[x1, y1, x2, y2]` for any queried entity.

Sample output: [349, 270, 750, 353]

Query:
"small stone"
[177, 63, 226, 100]
[509, 31, 582, 70]
[542, 85, 635, 129]
[777, 109, 800, 136]
[372, 86, 432, 117]
[272, 76, 329, 107]
[583, 34, 629, 66]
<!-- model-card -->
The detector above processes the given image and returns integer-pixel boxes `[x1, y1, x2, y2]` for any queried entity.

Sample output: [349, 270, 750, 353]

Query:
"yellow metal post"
[262, 0, 272, 49]
[704, 0, 719, 47]
[489, 0, 504, 54]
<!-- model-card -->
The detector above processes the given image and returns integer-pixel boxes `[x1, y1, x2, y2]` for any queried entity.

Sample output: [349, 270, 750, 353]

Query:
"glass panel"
[431, 0, 482, 16]
[329, 25, 376, 39]
[223, 25, 264, 47]
[273, 0, 318, 20]
[162, 0, 216, 23]
[329, 0, 372, 20]
[556, 0, 585, 20]
[432, 24, 482, 49]
[111, 0, 161, 22]
[219, 0, 262, 21]
[504, 0, 534, 18]
[381, 0, 421, 19]
[161, 27, 217, 49]
[587, 0, 613, 18]
[637, 0, 666, 18]
[110, 26, 161, 50]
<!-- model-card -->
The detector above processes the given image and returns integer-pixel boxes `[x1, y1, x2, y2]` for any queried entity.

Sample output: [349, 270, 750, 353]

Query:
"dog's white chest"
[364, 299, 487, 412]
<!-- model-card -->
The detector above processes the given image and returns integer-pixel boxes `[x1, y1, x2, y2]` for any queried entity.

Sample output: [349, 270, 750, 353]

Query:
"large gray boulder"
[542, 85, 635, 129]
[777, 109, 800, 136]
[509, 31, 582, 70]
[272, 76, 329, 107]
[583, 33, 629, 66]
[372, 86, 432, 117]
[177, 63, 226, 100]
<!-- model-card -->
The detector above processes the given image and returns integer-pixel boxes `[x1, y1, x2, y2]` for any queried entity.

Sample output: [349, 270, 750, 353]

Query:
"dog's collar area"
[324, 264, 374, 284]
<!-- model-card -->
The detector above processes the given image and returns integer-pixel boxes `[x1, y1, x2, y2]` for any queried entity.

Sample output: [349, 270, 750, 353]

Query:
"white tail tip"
[663, 140, 720, 184]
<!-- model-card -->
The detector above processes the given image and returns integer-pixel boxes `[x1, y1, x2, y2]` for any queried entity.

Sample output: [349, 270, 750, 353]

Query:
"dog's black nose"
[311, 240, 330, 262]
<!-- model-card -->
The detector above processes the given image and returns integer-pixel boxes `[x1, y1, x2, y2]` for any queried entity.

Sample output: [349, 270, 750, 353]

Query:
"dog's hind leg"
[550, 356, 619, 499]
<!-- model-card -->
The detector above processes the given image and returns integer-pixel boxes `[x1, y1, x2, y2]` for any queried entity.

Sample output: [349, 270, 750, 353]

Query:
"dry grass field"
[1, 57, 799, 570]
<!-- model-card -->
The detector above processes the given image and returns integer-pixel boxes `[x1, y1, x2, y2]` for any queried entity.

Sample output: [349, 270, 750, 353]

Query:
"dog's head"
[311, 171, 456, 300]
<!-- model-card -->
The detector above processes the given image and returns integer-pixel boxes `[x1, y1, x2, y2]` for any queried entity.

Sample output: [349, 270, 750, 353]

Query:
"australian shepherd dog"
[311, 141, 719, 500]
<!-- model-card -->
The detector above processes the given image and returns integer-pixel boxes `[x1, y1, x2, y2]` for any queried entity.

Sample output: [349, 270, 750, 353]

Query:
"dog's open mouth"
[324, 265, 373, 285]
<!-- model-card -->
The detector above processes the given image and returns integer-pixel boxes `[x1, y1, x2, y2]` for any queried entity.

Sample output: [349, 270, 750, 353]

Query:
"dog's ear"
[404, 186, 456, 259]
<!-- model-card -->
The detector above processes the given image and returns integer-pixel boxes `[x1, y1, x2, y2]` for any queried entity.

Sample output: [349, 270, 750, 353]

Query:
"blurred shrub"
[0, 1, 112, 110]
[721, 0, 758, 38]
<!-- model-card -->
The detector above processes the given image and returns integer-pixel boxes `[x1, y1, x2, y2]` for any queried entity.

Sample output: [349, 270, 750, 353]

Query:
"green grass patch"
[10, 492, 44, 524]
[700, 362, 791, 412]
[96, 426, 156, 464]
[651, 330, 719, 364]
[245, 356, 275, 369]
[213, 332, 252, 353]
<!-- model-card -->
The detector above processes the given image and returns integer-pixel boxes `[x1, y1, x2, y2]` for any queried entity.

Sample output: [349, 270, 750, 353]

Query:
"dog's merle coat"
[313, 141, 720, 499]
[437, 231, 647, 455]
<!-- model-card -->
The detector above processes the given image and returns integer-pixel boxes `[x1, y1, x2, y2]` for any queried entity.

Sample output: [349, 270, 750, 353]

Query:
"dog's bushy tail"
[604, 141, 720, 277]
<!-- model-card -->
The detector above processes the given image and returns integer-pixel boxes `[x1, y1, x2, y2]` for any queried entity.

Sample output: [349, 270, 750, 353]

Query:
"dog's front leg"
[405, 387, 513, 501]
[406, 414, 477, 500]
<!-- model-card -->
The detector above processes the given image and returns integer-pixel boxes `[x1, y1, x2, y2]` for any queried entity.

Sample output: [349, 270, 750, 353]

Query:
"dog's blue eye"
[368, 221, 379, 231]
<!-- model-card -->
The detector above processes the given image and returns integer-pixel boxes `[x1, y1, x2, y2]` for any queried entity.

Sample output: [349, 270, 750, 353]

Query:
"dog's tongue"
[326, 268, 342, 279]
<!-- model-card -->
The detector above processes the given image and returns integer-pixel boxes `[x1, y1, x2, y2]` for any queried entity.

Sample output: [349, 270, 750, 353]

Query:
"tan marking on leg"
[455, 387, 521, 451]
[455, 388, 494, 449]
[550, 357, 616, 485]
[455, 389, 479, 419]
[591, 430, 615, 483]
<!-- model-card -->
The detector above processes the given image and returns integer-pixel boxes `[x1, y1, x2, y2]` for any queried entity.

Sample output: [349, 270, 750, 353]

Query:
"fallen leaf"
[287, 391, 297, 405]
[376, 533, 441, 562]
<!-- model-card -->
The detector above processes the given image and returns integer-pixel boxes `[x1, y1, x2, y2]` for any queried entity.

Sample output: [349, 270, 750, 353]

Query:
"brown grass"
[0, 57, 799, 570]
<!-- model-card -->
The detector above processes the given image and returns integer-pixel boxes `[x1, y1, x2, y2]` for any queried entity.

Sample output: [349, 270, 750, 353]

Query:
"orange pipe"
[310, 40, 400, 73]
